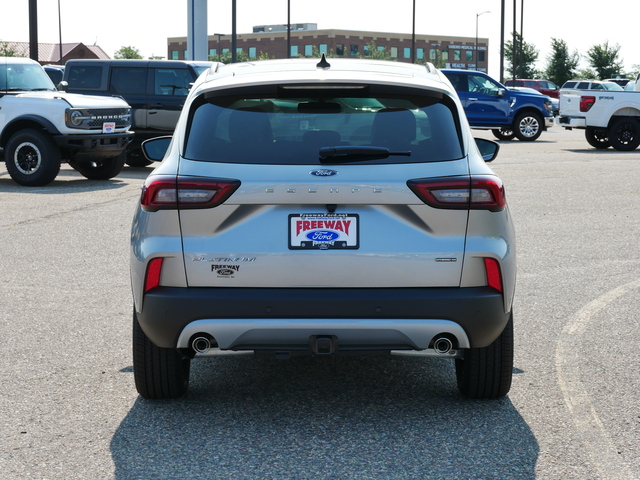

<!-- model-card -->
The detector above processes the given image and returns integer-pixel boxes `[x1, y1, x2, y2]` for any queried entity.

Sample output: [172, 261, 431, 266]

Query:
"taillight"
[140, 175, 240, 212]
[580, 95, 596, 112]
[483, 257, 503, 293]
[407, 175, 506, 212]
[144, 257, 164, 293]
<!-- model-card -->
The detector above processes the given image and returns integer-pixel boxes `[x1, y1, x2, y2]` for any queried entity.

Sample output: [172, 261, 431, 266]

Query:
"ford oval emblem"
[306, 230, 340, 241]
[216, 269, 235, 276]
[310, 169, 338, 177]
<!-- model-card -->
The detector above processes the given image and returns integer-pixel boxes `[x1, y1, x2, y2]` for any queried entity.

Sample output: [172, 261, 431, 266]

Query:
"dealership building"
[167, 24, 488, 71]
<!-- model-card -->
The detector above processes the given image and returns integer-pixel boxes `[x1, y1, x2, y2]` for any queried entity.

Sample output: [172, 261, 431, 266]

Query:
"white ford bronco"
[1, 57, 133, 186]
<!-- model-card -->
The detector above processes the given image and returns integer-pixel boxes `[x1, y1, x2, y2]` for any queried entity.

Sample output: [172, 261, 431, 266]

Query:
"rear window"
[184, 84, 464, 165]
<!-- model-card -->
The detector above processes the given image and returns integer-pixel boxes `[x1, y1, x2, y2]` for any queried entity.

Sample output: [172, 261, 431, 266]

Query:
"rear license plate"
[289, 213, 359, 250]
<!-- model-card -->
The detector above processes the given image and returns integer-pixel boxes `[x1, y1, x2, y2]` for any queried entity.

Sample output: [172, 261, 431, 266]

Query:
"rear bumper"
[137, 286, 510, 351]
[558, 116, 587, 128]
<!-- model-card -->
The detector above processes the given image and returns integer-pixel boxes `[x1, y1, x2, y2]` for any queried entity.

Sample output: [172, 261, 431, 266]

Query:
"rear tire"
[5, 129, 61, 186]
[585, 127, 610, 149]
[72, 151, 127, 180]
[608, 117, 640, 151]
[124, 148, 153, 168]
[513, 111, 543, 141]
[492, 128, 516, 141]
[455, 312, 513, 399]
[133, 309, 190, 399]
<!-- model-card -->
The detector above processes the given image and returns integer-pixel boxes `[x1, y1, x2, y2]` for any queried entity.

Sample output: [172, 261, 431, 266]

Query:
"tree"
[545, 38, 579, 87]
[505, 32, 539, 79]
[360, 41, 393, 61]
[211, 50, 273, 64]
[114, 46, 143, 59]
[586, 41, 623, 79]
[0, 41, 19, 57]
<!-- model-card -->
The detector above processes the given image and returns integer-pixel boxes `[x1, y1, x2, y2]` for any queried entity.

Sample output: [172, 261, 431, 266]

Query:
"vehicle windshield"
[0, 63, 56, 91]
[184, 84, 464, 165]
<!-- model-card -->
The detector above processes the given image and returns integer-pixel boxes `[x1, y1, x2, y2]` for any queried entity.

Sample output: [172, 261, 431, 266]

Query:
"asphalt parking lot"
[1, 126, 638, 479]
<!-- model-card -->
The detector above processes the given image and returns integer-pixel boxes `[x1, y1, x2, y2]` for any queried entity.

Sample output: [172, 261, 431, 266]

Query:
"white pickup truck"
[1, 57, 133, 186]
[558, 81, 640, 151]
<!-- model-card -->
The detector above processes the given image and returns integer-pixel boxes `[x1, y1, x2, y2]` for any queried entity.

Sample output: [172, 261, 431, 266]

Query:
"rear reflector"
[483, 257, 503, 293]
[407, 175, 506, 211]
[144, 257, 164, 293]
[141, 175, 240, 212]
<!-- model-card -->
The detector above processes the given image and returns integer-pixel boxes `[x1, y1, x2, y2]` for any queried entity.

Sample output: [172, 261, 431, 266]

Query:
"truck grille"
[66, 107, 132, 130]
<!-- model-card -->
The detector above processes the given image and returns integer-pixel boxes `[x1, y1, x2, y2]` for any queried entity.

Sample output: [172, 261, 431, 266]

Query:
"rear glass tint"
[183, 84, 464, 165]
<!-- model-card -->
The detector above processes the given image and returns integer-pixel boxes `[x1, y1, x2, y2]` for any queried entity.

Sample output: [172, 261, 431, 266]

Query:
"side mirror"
[497, 88, 507, 97]
[58, 80, 68, 92]
[475, 138, 500, 162]
[141, 136, 172, 162]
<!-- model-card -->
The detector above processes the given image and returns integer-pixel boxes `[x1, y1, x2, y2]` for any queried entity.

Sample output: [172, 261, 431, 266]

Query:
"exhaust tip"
[433, 336, 454, 355]
[192, 335, 212, 354]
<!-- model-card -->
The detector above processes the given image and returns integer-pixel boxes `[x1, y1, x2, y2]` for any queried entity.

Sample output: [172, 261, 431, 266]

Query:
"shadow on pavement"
[111, 355, 538, 479]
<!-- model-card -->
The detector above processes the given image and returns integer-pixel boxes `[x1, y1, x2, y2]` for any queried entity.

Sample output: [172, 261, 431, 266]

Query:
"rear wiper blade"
[319, 146, 411, 163]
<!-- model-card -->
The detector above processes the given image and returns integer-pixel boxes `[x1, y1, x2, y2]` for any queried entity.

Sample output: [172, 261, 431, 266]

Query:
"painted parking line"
[555, 279, 640, 480]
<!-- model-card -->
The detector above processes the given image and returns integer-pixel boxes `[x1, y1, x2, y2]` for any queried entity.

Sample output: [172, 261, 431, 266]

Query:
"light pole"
[58, 0, 63, 65]
[411, 0, 416, 63]
[214, 33, 223, 62]
[475, 10, 491, 70]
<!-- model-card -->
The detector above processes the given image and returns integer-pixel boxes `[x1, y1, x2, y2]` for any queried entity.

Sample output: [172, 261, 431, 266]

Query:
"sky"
[2, 0, 638, 81]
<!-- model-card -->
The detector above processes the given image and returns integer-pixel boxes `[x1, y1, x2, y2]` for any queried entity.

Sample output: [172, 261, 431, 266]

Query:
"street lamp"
[475, 10, 491, 70]
[58, 0, 63, 65]
[214, 33, 223, 62]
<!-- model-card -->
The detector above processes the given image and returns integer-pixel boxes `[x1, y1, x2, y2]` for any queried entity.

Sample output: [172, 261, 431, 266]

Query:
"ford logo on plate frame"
[310, 169, 338, 177]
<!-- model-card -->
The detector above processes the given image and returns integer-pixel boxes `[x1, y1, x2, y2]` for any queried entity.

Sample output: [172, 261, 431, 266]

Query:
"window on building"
[209, 49, 216, 59]
[430, 49, 437, 61]
[442, 49, 449, 61]
[171, 50, 179, 60]
[403, 47, 411, 59]
[249, 47, 257, 58]
[350, 45, 358, 56]
[364, 45, 370, 56]
[377, 46, 385, 51]
[183, 50, 188, 60]
[237, 48, 243, 56]
[319, 44, 328, 55]
[453, 50, 461, 61]
[222, 48, 230, 55]
[304, 45, 313, 57]
[336, 44, 344, 56]
[417, 48, 424, 60]
[466, 50, 473, 62]
[478, 51, 485, 63]
[390, 47, 398, 58]
[290, 45, 299, 57]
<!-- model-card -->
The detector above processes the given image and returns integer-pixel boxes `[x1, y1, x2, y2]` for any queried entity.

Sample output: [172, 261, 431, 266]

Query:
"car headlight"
[69, 110, 84, 126]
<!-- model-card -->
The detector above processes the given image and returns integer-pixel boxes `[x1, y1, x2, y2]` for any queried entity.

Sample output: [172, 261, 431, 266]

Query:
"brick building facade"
[167, 27, 489, 71]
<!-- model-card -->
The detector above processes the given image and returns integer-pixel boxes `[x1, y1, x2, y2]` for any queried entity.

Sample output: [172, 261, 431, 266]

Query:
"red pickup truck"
[505, 79, 560, 99]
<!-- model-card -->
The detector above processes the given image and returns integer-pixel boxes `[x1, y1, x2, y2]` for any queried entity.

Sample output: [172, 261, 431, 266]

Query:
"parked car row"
[4, 56, 639, 188]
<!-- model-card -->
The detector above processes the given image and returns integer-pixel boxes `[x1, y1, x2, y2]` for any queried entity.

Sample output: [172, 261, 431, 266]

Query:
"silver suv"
[130, 57, 517, 400]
